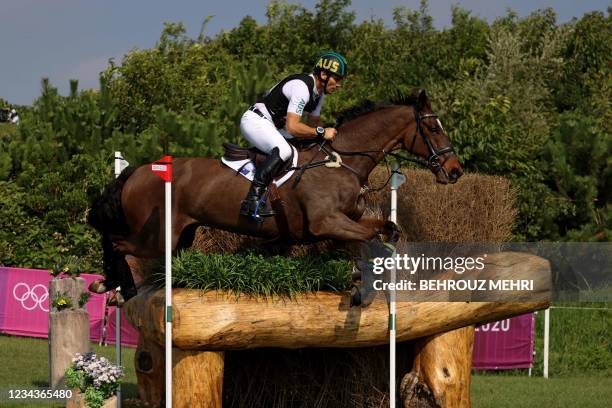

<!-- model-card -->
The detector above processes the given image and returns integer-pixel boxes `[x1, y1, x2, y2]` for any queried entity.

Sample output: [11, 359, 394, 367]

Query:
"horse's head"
[401, 90, 463, 184]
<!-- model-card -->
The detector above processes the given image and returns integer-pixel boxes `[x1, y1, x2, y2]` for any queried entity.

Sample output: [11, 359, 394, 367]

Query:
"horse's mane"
[335, 92, 421, 127]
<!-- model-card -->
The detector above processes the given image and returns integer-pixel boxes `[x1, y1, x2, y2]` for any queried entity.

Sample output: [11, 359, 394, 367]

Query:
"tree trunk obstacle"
[49, 277, 90, 389]
[123, 252, 550, 407]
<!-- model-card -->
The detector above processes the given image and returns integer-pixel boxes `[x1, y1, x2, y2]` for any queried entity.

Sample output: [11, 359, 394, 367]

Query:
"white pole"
[389, 163, 405, 408]
[543, 308, 550, 378]
[165, 179, 173, 408]
[114, 152, 122, 408]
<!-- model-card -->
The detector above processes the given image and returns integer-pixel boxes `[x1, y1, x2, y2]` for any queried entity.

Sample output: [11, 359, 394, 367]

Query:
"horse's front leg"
[356, 217, 401, 244]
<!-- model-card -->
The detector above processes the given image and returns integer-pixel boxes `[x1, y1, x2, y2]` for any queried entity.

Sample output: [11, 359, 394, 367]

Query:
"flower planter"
[66, 390, 117, 408]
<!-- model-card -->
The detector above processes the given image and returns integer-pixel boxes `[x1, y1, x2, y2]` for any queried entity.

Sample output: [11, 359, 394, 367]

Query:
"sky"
[1, 0, 609, 106]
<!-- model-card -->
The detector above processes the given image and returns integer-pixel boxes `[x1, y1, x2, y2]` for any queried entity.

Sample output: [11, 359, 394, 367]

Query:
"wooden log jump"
[123, 252, 551, 407]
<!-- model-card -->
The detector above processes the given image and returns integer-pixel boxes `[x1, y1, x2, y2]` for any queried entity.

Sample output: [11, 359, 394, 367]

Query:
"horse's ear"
[418, 89, 429, 109]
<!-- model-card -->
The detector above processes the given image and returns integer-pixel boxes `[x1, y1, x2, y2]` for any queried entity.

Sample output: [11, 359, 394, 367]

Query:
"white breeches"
[240, 110, 293, 161]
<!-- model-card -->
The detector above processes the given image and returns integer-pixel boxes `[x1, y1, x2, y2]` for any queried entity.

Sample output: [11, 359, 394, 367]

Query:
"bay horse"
[88, 90, 463, 303]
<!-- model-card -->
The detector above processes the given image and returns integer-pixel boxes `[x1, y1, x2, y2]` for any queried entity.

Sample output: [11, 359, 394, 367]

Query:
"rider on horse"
[239, 51, 347, 218]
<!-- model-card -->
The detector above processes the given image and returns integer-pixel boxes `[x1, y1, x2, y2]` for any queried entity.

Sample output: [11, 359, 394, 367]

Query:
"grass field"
[471, 373, 612, 408]
[0, 335, 138, 407]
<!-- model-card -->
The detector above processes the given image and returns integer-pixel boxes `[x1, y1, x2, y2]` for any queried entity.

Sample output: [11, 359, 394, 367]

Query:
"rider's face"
[325, 74, 342, 94]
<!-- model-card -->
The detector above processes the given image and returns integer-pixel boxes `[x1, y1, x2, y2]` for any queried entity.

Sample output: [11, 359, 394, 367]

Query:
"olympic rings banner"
[0, 267, 138, 346]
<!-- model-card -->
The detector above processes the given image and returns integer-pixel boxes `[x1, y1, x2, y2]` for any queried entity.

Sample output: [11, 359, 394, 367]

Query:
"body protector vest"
[258, 74, 321, 129]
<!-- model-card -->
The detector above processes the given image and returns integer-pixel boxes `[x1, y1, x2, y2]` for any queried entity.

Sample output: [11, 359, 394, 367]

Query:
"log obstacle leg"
[173, 349, 224, 408]
[401, 326, 474, 408]
[134, 336, 224, 407]
[134, 336, 165, 406]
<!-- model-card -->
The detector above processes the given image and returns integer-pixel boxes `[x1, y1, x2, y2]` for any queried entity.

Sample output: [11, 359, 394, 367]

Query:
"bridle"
[385, 106, 454, 177]
[287, 105, 456, 190]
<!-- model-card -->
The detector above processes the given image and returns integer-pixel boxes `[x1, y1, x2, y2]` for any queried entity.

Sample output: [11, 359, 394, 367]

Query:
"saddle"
[222, 142, 295, 175]
[222, 142, 295, 237]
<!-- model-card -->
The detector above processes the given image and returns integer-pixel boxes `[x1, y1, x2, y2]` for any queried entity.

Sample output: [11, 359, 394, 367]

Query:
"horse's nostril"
[450, 168, 463, 179]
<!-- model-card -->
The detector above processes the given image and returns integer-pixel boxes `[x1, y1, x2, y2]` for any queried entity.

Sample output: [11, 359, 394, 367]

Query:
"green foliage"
[1, 1, 610, 270]
[65, 365, 85, 390]
[152, 250, 352, 296]
[84, 387, 106, 408]
[78, 291, 92, 308]
[541, 111, 611, 240]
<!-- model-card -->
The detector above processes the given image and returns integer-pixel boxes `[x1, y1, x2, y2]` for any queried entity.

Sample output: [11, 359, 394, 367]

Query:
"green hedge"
[151, 250, 352, 297]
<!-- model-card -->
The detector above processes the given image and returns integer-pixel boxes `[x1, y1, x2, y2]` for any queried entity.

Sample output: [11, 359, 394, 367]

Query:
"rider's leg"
[240, 147, 284, 217]
[239, 110, 292, 217]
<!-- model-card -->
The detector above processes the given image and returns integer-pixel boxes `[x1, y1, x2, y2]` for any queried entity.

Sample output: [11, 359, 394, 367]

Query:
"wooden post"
[134, 336, 225, 407]
[134, 336, 165, 406]
[173, 349, 224, 408]
[48, 277, 90, 388]
[401, 326, 475, 407]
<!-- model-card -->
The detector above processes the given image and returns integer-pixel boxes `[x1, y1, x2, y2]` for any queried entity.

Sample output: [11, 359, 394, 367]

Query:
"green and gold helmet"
[314, 51, 347, 79]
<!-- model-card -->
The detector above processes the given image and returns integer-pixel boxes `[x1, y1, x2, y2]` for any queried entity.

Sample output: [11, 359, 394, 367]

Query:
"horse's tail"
[88, 166, 137, 236]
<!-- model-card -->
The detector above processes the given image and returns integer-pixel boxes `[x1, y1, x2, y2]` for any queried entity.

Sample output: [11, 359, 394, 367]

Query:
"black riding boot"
[240, 147, 284, 218]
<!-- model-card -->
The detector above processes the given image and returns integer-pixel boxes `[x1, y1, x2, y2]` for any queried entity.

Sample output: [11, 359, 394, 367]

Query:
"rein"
[285, 105, 455, 190]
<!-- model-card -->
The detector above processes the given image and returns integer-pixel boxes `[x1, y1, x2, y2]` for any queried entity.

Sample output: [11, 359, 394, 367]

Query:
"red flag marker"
[150, 154, 174, 407]
[150, 155, 173, 182]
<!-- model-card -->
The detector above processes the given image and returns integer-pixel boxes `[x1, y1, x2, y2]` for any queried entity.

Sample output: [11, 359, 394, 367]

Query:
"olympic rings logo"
[12, 283, 49, 312]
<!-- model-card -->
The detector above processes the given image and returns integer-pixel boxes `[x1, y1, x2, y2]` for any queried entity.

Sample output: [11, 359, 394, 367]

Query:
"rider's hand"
[324, 127, 338, 141]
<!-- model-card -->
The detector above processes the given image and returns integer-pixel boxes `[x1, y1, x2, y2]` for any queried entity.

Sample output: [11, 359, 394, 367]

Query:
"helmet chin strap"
[318, 72, 331, 94]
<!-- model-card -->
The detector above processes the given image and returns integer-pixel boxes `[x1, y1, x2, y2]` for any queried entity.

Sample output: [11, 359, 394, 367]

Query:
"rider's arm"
[285, 82, 335, 140]
[306, 114, 323, 127]
[286, 113, 321, 139]
[287, 114, 337, 140]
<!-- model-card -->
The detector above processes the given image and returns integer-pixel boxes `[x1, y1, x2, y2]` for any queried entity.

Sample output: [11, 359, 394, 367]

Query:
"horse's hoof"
[385, 221, 401, 244]
[351, 267, 362, 282]
[355, 259, 373, 274]
[107, 288, 137, 308]
[89, 280, 112, 294]
[350, 285, 362, 306]
[380, 242, 396, 258]
[107, 292, 125, 307]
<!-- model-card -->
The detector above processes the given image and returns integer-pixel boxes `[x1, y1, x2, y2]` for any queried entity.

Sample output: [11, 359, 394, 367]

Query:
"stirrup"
[240, 197, 275, 221]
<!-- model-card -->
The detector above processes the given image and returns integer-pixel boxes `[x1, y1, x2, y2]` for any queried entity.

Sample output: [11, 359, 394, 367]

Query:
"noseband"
[410, 106, 454, 174]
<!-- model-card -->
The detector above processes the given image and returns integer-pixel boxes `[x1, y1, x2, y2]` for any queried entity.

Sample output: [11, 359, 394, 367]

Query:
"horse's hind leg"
[89, 235, 138, 305]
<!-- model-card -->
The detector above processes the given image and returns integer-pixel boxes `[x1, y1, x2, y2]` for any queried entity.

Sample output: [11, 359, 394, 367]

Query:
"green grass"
[0, 334, 137, 407]
[152, 250, 353, 297]
[472, 373, 612, 408]
[532, 303, 612, 376]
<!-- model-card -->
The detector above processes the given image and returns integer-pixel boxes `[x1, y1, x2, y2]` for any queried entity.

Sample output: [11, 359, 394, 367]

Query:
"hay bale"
[366, 167, 516, 242]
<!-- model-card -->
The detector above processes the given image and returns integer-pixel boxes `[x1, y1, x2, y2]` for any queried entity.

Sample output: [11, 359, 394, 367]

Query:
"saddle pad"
[221, 145, 298, 188]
